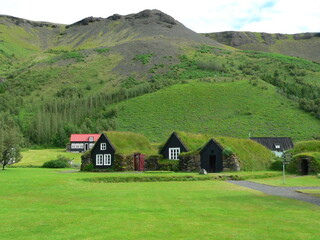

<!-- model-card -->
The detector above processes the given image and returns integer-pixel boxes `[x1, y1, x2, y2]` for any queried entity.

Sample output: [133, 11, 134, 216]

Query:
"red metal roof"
[70, 134, 101, 142]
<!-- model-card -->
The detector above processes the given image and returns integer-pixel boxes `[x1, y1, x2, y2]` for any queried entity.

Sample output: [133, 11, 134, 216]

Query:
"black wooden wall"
[200, 139, 223, 173]
[91, 134, 115, 169]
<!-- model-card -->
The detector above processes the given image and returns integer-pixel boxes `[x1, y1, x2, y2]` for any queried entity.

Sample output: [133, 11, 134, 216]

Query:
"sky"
[1, 0, 319, 34]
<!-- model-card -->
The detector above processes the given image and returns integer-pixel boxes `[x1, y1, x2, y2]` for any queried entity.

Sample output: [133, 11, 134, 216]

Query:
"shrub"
[42, 155, 72, 168]
[82, 163, 94, 172]
[158, 159, 179, 171]
[270, 160, 283, 171]
[134, 54, 153, 64]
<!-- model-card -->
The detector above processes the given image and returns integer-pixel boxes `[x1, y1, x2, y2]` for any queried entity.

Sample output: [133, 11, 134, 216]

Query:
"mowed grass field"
[0, 168, 319, 240]
[251, 175, 320, 187]
[115, 80, 320, 142]
[17, 149, 82, 167]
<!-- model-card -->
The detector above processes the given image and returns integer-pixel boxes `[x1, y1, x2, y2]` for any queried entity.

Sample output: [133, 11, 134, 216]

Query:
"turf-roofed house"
[81, 131, 157, 171]
[159, 132, 189, 160]
[162, 132, 274, 173]
[90, 133, 116, 170]
[250, 137, 294, 157]
[69, 134, 101, 153]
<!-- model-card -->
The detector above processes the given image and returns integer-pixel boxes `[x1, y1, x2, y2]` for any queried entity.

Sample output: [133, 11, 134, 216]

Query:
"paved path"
[228, 180, 320, 206]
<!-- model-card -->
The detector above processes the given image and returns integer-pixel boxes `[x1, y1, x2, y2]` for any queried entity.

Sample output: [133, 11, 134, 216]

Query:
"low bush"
[270, 160, 283, 171]
[82, 163, 94, 172]
[42, 155, 72, 168]
[158, 159, 179, 171]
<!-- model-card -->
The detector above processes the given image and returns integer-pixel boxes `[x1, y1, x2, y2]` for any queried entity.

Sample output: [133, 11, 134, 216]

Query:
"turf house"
[81, 131, 156, 171]
[199, 139, 224, 173]
[90, 133, 116, 170]
[286, 141, 320, 175]
[159, 132, 189, 160]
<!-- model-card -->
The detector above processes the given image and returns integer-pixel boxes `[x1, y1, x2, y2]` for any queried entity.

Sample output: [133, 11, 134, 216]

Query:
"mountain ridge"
[205, 31, 320, 61]
[0, 9, 319, 146]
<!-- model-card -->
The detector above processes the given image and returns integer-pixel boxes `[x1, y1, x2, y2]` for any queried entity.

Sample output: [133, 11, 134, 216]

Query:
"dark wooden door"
[301, 159, 309, 175]
[209, 155, 216, 173]
[134, 153, 145, 171]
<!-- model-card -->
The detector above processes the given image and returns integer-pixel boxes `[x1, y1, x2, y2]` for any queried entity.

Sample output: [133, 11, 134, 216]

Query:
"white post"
[282, 150, 286, 185]
[282, 161, 286, 185]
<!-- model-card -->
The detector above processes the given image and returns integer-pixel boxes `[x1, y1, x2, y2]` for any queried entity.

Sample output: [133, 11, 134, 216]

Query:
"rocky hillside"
[205, 31, 320, 62]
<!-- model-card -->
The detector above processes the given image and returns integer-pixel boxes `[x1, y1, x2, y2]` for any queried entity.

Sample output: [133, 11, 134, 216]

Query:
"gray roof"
[250, 137, 294, 151]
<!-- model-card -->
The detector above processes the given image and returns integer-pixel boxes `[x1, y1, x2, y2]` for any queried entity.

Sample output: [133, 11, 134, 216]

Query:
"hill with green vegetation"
[114, 80, 320, 142]
[205, 31, 320, 62]
[0, 10, 320, 149]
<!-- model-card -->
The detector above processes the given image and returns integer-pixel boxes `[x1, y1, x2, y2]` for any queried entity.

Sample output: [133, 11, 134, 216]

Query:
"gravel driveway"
[228, 180, 320, 206]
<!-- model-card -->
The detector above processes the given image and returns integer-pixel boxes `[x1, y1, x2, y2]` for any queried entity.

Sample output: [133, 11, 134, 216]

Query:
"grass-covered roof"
[289, 140, 320, 155]
[104, 131, 157, 155]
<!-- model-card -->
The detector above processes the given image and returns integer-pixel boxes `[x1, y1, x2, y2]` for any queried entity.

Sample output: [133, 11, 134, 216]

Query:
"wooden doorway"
[134, 153, 145, 171]
[209, 155, 216, 173]
[301, 159, 309, 175]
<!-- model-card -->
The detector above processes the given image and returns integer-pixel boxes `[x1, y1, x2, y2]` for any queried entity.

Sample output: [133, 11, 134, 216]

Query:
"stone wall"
[223, 155, 241, 171]
[80, 151, 92, 171]
[144, 155, 162, 171]
[179, 154, 201, 172]
[179, 153, 241, 172]
[114, 154, 134, 171]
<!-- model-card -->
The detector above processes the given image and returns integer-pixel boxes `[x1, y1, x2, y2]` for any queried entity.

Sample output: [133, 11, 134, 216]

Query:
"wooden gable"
[159, 132, 189, 159]
[91, 133, 116, 169]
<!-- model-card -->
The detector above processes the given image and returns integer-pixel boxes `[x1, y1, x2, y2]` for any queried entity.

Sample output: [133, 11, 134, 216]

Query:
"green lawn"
[251, 175, 320, 187]
[297, 189, 320, 197]
[17, 149, 82, 167]
[0, 168, 319, 240]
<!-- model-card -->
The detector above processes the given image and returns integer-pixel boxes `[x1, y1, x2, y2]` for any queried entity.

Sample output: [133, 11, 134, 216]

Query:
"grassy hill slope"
[114, 80, 320, 142]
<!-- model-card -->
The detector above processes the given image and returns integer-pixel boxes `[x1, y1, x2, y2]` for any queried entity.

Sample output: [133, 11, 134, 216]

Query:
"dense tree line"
[260, 72, 320, 118]
[26, 79, 174, 146]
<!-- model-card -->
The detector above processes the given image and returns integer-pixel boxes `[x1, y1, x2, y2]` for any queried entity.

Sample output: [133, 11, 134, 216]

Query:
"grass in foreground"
[297, 189, 320, 197]
[0, 168, 319, 240]
[251, 175, 320, 187]
[17, 149, 82, 167]
[81, 171, 282, 183]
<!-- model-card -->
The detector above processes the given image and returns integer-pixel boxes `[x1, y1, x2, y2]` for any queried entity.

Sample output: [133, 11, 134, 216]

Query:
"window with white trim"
[104, 154, 111, 165]
[96, 154, 103, 165]
[89, 143, 95, 149]
[101, 143, 106, 150]
[169, 148, 180, 160]
[71, 143, 84, 149]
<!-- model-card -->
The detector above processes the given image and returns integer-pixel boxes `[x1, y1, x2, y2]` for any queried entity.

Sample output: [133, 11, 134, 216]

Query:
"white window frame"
[101, 143, 107, 150]
[169, 148, 180, 160]
[104, 154, 111, 166]
[96, 154, 103, 166]
[274, 144, 281, 150]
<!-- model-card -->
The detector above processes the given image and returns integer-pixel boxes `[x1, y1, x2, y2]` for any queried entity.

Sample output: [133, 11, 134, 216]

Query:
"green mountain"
[0, 10, 319, 146]
[205, 31, 320, 62]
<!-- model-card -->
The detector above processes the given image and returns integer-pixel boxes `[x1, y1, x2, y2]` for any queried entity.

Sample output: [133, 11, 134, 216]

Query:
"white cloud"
[0, 0, 319, 33]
